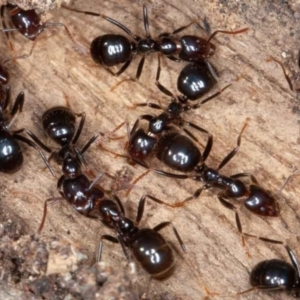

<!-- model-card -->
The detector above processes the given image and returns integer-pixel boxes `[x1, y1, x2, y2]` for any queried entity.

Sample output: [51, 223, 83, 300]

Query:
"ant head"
[167, 101, 182, 117]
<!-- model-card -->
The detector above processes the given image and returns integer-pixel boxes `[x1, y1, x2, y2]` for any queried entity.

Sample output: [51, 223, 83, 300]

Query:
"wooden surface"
[1, 0, 300, 299]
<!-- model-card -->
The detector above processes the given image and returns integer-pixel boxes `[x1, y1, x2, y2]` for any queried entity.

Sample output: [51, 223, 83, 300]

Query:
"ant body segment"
[0, 4, 85, 59]
[0, 85, 54, 174]
[63, 4, 248, 79]
[97, 193, 186, 279]
[26, 106, 99, 166]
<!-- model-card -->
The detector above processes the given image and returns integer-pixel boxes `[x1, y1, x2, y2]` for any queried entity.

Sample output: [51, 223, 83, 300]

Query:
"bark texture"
[1, 0, 300, 299]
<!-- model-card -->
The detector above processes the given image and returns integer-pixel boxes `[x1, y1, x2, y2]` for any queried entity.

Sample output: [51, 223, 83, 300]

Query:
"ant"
[0, 84, 54, 174]
[124, 58, 233, 187]
[236, 231, 300, 297]
[62, 4, 248, 80]
[26, 106, 101, 167]
[0, 4, 85, 59]
[147, 119, 292, 245]
[37, 148, 186, 279]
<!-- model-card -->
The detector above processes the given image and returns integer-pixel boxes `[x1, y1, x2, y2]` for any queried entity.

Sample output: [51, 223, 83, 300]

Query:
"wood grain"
[1, 0, 300, 299]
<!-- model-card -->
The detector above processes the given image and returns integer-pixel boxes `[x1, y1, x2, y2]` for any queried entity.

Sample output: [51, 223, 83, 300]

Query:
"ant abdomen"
[155, 132, 201, 172]
[245, 185, 279, 217]
[251, 259, 296, 290]
[8, 5, 42, 40]
[177, 61, 218, 101]
[42, 107, 76, 146]
[131, 228, 175, 279]
[90, 35, 134, 66]
[0, 130, 23, 173]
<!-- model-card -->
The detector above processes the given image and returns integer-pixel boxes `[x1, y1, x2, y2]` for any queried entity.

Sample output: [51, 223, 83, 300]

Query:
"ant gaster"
[38, 152, 186, 279]
[0, 85, 54, 174]
[1, 4, 85, 59]
[62, 4, 248, 79]
[237, 233, 300, 298]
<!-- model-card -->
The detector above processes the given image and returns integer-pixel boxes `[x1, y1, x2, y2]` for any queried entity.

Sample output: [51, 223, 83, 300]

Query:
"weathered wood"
[1, 0, 300, 299]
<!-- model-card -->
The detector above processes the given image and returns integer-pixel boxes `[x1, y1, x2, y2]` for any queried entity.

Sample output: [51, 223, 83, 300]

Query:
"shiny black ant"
[26, 106, 100, 167]
[0, 4, 85, 59]
[62, 4, 248, 79]
[0, 84, 54, 174]
[147, 120, 292, 244]
[236, 232, 300, 298]
[37, 150, 185, 279]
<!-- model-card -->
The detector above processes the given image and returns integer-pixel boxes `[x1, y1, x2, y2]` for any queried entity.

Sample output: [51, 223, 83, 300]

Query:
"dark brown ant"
[0, 85, 54, 174]
[0, 4, 85, 59]
[38, 151, 186, 279]
[62, 4, 248, 79]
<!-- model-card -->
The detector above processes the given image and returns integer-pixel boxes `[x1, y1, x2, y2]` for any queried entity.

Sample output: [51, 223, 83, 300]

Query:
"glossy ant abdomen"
[0, 85, 54, 174]
[97, 194, 186, 279]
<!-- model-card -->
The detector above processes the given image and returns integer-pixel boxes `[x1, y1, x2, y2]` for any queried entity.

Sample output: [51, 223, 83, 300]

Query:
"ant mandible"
[62, 4, 248, 80]
[0, 4, 85, 59]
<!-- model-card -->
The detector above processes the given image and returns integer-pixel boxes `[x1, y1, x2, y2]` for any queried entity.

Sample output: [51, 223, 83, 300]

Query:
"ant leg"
[136, 55, 145, 80]
[11, 38, 38, 60]
[62, 6, 141, 42]
[97, 235, 120, 262]
[135, 194, 184, 225]
[230, 172, 259, 185]
[26, 129, 52, 153]
[276, 169, 300, 195]
[9, 91, 24, 118]
[183, 84, 232, 112]
[158, 20, 199, 37]
[217, 119, 249, 171]
[72, 112, 85, 144]
[3, 85, 10, 111]
[155, 55, 177, 97]
[43, 22, 88, 55]
[142, 5, 151, 38]
[125, 169, 150, 197]
[1, 5, 14, 52]
[153, 221, 186, 252]
[111, 193, 126, 215]
[206, 28, 249, 44]
[267, 56, 300, 92]
[37, 197, 63, 234]
[13, 133, 55, 176]
[179, 119, 213, 162]
[218, 194, 248, 248]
